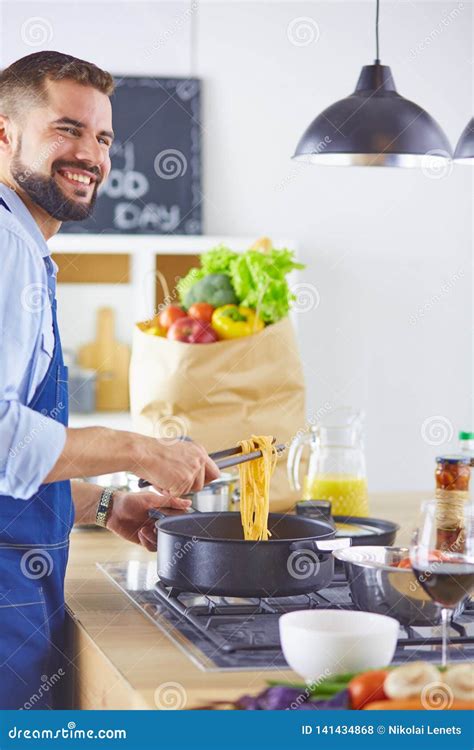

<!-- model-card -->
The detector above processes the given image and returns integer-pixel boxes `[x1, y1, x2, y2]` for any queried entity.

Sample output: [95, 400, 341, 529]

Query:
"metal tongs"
[138, 438, 286, 489]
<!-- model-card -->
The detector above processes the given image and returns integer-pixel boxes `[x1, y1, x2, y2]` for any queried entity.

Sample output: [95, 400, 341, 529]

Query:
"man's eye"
[98, 137, 111, 147]
[58, 127, 78, 136]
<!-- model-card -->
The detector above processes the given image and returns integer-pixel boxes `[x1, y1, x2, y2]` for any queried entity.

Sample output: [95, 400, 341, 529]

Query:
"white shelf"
[49, 233, 298, 331]
[49, 234, 296, 255]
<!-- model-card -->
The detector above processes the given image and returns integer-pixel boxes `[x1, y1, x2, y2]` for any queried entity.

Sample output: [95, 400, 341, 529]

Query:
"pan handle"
[148, 508, 167, 521]
[289, 537, 351, 555]
[313, 537, 351, 552]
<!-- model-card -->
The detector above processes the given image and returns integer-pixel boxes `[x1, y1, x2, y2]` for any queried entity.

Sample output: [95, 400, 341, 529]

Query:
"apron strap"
[0, 197, 12, 212]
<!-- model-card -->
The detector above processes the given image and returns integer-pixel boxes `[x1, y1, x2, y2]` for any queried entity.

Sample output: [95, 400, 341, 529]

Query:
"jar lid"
[459, 431, 474, 440]
[436, 454, 471, 465]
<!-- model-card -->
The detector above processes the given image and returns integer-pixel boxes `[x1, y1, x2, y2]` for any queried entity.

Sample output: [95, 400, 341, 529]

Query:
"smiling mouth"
[56, 169, 97, 188]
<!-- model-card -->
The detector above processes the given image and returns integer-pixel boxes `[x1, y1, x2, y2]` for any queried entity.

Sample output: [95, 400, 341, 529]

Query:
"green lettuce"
[230, 248, 304, 323]
[177, 243, 304, 323]
[201, 245, 238, 275]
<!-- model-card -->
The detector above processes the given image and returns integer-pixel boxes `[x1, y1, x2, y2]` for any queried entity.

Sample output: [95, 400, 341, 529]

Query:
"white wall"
[1, 0, 473, 493]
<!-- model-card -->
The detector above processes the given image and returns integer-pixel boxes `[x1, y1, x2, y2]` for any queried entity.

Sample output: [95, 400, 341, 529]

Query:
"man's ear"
[0, 115, 14, 154]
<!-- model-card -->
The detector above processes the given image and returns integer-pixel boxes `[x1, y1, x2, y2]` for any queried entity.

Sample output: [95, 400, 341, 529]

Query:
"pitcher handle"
[287, 428, 313, 491]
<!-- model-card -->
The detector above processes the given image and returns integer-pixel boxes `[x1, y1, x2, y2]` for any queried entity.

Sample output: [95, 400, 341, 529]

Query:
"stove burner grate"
[98, 562, 474, 672]
[153, 578, 474, 657]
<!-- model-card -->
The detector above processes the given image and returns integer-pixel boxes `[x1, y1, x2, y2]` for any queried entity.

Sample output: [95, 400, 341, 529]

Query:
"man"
[0, 51, 219, 709]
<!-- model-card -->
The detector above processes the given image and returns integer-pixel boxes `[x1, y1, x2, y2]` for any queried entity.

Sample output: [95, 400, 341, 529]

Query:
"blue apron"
[0, 201, 74, 709]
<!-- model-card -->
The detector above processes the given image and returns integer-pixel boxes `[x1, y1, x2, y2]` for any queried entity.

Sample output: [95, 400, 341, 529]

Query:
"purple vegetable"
[236, 694, 262, 710]
[235, 686, 349, 711]
[260, 686, 308, 710]
[236, 686, 313, 711]
[294, 689, 349, 711]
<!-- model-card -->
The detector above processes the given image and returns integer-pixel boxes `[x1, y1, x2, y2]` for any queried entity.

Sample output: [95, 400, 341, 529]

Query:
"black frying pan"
[295, 501, 399, 546]
[149, 509, 350, 598]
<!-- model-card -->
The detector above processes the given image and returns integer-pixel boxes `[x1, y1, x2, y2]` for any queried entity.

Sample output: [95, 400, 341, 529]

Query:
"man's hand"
[135, 437, 220, 497]
[106, 489, 192, 551]
[45, 427, 220, 495]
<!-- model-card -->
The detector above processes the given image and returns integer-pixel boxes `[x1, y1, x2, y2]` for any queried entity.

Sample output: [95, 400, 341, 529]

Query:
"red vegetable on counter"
[348, 670, 389, 709]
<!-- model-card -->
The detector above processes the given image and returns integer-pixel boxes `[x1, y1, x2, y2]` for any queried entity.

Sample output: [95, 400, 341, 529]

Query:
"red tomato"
[188, 302, 215, 325]
[348, 670, 389, 710]
[158, 305, 186, 331]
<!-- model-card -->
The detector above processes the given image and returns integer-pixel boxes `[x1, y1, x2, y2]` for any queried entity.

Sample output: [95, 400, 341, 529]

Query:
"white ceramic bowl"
[279, 609, 399, 683]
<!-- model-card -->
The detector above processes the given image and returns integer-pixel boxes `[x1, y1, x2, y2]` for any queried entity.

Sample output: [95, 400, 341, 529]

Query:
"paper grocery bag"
[130, 317, 306, 512]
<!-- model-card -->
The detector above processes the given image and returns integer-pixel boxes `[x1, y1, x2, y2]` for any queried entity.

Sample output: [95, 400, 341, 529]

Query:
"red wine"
[412, 563, 474, 607]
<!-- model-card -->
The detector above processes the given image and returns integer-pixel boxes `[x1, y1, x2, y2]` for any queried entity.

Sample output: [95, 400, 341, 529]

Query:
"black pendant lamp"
[293, 0, 452, 167]
[454, 118, 474, 163]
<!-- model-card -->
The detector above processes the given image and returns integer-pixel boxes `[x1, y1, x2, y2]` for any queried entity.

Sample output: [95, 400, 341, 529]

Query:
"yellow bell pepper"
[146, 325, 166, 337]
[211, 305, 264, 340]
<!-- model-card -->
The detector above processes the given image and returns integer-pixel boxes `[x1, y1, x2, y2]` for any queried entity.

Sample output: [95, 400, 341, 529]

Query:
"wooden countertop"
[64, 492, 426, 709]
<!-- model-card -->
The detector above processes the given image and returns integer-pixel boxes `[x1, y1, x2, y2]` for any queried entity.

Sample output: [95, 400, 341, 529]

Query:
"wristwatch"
[95, 487, 115, 528]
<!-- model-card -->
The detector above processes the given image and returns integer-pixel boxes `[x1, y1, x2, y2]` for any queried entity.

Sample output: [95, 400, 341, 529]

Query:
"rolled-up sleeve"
[0, 228, 66, 499]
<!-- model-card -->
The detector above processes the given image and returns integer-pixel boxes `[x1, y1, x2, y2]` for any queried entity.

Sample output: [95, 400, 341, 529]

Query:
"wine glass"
[410, 499, 474, 667]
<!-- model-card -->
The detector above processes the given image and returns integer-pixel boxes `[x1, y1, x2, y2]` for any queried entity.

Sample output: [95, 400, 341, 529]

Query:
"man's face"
[10, 79, 113, 221]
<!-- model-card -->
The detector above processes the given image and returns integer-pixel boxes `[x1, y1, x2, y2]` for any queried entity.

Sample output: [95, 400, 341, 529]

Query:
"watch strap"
[96, 487, 115, 528]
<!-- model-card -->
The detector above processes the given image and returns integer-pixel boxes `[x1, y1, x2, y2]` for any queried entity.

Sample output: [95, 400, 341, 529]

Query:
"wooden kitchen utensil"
[78, 307, 130, 411]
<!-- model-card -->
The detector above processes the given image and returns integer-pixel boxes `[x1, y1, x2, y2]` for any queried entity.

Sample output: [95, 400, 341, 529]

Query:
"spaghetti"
[238, 435, 277, 541]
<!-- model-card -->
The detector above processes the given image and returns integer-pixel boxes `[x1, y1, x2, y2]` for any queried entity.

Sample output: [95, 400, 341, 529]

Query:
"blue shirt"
[0, 184, 66, 499]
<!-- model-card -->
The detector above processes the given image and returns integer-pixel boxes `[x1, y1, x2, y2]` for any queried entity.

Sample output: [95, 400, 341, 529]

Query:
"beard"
[11, 142, 100, 222]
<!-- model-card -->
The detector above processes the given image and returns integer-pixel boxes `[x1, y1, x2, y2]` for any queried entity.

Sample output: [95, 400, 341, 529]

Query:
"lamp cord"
[190, 0, 198, 75]
[375, 0, 381, 63]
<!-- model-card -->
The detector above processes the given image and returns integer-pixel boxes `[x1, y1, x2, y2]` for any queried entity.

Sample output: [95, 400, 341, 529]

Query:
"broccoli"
[183, 273, 238, 309]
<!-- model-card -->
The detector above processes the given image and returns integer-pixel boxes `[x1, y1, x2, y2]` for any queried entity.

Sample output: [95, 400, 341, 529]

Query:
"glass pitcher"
[287, 408, 369, 517]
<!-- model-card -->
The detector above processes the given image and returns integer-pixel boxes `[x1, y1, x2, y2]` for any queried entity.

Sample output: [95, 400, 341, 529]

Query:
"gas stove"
[99, 561, 474, 672]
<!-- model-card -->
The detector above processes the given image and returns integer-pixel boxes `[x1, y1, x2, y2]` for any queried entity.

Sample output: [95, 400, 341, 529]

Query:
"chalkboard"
[60, 77, 202, 235]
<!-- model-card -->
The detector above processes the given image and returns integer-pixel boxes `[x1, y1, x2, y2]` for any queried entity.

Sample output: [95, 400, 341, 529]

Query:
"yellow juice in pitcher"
[302, 474, 369, 516]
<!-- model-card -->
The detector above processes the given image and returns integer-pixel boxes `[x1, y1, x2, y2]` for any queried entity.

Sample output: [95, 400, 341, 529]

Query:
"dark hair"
[0, 50, 114, 118]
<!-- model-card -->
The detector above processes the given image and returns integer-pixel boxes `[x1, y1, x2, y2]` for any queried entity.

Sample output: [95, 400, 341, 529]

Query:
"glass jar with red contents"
[435, 455, 471, 491]
[435, 455, 470, 550]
